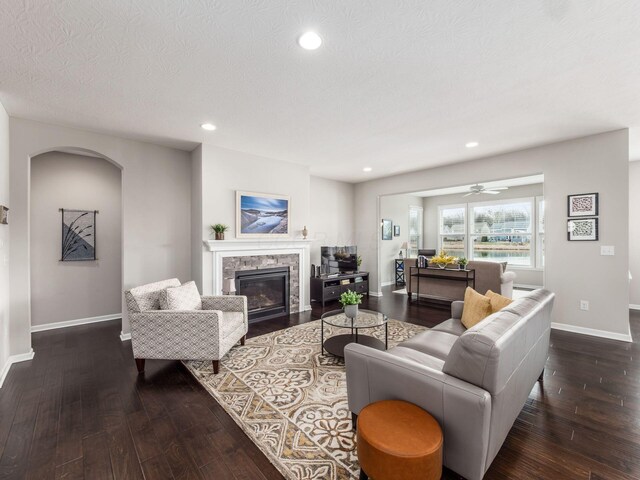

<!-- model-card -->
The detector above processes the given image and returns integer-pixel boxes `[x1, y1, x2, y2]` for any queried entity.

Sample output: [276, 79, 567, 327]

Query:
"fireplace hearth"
[235, 267, 290, 323]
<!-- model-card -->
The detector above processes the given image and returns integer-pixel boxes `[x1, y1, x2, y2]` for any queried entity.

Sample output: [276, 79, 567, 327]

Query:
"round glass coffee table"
[320, 309, 388, 358]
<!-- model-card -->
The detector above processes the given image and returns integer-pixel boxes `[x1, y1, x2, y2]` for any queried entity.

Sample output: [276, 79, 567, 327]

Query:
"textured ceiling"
[1, 1, 639, 182]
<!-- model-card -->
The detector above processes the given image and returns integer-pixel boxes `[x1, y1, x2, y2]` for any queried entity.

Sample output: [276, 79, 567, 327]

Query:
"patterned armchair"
[124, 278, 248, 374]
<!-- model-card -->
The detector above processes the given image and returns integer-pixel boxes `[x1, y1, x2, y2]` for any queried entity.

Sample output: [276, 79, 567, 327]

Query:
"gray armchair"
[124, 278, 248, 374]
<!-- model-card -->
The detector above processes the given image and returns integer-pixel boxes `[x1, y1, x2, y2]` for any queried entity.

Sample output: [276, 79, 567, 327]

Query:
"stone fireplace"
[203, 239, 312, 316]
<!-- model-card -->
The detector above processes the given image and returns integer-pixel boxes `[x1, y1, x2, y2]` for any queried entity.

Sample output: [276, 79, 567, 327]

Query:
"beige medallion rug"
[183, 318, 427, 480]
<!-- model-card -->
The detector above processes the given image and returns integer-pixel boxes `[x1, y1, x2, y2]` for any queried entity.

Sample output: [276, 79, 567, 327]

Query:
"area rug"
[184, 318, 427, 480]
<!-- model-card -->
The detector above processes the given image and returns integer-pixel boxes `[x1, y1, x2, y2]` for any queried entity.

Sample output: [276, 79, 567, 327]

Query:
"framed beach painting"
[381, 219, 392, 240]
[236, 191, 290, 238]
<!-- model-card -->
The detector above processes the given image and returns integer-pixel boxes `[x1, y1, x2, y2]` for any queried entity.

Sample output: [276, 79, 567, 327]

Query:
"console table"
[409, 267, 475, 303]
[311, 272, 369, 307]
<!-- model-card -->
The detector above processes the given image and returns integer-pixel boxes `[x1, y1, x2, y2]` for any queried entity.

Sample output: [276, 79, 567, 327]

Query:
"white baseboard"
[303, 305, 312, 312]
[31, 313, 121, 333]
[381, 281, 395, 287]
[630, 304, 640, 311]
[120, 331, 131, 341]
[369, 291, 383, 297]
[0, 349, 35, 389]
[551, 322, 632, 343]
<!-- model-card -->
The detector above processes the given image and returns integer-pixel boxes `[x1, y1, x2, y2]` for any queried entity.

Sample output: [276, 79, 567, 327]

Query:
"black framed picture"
[393, 225, 400, 236]
[381, 219, 392, 240]
[568, 193, 598, 217]
[61, 209, 97, 261]
[568, 218, 598, 241]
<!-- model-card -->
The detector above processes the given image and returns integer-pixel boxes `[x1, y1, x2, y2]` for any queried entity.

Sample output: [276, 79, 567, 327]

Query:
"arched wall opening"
[29, 148, 124, 331]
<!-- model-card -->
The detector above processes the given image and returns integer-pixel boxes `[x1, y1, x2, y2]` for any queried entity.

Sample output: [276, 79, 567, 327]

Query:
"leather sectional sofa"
[345, 289, 555, 480]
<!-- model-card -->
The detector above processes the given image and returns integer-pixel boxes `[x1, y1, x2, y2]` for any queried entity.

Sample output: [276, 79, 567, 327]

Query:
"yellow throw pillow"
[485, 290, 513, 313]
[461, 287, 493, 329]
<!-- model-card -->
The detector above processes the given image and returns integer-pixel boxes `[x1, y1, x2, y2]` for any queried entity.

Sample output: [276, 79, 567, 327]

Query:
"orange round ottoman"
[356, 400, 443, 480]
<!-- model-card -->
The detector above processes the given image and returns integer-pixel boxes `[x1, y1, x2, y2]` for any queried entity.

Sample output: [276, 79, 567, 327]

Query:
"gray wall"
[191, 145, 203, 293]
[422, 183, 544, 287]
[0, 102, 9, 377]
[30, 152, 122, 326]
[9, 118, 191, 356]
[191, 147, 357, 295]
[379, 194, 422, 286]
[355, 130, 630, 338]
[630, 161, 640, 307]
[309, 176, 356, 267]
[196, 144, 311, 295]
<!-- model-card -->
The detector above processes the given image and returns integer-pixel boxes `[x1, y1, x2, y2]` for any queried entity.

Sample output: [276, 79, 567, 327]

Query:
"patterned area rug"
[184, 318, 427, 480]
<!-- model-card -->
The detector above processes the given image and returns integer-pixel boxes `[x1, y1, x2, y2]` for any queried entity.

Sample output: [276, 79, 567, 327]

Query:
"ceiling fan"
[463, 184, 509, 197]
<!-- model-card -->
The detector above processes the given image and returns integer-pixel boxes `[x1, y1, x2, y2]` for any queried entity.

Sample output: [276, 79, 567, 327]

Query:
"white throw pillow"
[159, 281, 202, 310]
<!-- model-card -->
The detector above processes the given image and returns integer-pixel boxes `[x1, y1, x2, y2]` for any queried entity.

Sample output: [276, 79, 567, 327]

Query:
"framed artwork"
[0, 205, 7, 225]
[568, 193, 598, 217]
[61, 209, 97, 261]
[568, 218, 598, 241]
[394, 225, 400, 236]
[236, 191, 290, 238]
[381, 219, 392, 240]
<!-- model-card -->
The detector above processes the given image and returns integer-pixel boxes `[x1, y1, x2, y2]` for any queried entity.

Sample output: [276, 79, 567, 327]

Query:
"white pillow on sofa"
[159, 281, 202, 310]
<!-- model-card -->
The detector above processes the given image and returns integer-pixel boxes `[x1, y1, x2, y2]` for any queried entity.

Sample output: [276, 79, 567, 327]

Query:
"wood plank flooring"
[0, 287, 638, 479]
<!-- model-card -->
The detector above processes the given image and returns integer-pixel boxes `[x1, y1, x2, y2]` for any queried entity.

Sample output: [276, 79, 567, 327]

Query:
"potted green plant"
[458, 257, 468, 270]
[211, 224, 229, 240]
[357, 255, 363, 271]
[339, 290, 363, 319]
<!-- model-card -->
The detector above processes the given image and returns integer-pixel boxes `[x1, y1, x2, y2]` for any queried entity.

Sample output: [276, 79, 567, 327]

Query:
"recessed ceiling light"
[363, 167, 373, 172]
[201, 123, 217, 131]
[465, 141, 479, 148]
[298, 32, 322, 50]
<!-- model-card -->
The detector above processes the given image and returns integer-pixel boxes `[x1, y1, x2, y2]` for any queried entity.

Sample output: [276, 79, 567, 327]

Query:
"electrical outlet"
[601, 246, 615, 256]
[580, 300, 589, 311]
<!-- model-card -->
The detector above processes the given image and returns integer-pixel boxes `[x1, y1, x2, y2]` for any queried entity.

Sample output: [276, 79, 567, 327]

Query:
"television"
[321, 246, 358, 274]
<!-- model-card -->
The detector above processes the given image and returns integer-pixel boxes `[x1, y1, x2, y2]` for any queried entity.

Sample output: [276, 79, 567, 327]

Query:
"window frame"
[407, 205, 424, 257]
[438, 204, 467, 257]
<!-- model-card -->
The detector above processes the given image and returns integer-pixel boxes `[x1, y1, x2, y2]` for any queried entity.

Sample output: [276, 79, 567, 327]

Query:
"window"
[438, 205, 466, 257]
[437, 196, 544, 268]
[408, 206, 423, 257]
[470, 199, 533, 267]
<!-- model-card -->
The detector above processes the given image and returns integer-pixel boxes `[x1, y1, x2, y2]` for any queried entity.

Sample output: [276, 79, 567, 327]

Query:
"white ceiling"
[412, 175, 545, 198]
[1, 1, 639, 182]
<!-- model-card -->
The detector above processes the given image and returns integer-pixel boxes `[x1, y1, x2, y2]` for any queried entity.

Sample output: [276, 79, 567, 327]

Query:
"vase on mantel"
[215, 232, 225, 240]
[344, 304, 358, 319]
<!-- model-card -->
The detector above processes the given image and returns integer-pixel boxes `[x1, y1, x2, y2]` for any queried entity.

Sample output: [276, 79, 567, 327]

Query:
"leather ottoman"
[356, 400, 443, 480]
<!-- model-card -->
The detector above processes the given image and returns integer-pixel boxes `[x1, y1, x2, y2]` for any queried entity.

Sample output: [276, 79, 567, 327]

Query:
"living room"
[1, 2, 639, 480]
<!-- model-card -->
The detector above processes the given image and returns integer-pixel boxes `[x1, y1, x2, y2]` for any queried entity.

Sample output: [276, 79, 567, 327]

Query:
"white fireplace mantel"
[203, 238, 313, 311]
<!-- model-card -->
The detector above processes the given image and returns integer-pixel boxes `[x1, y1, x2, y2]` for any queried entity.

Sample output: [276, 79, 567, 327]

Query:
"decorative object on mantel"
[400, 241, 408, 258]
[211, 223, 229, 240]
[222, 278, 236, 295]
[568, 192, 598, 217]
[381, 219, 392, 240]
[394, 224, 400, 236]
[0, 205, 8, 225]
[340, 289, 363, 319]
[302, 225, 308, 239]
[60, 208, 97, 261]
[236, 191, 290, 238]
[568, 218, 598, 241]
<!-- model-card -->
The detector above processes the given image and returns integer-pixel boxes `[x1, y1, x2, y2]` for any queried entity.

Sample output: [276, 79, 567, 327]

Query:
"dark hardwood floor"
[1, 287, 639, 479]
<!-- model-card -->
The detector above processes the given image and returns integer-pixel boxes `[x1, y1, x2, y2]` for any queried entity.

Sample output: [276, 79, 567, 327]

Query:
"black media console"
[310, 272, 370, 307]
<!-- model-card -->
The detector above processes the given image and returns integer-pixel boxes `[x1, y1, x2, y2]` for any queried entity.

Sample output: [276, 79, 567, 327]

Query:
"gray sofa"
[345, 289, 555, 480]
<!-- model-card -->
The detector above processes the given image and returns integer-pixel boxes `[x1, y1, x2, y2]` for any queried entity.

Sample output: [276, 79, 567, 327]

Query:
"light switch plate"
[601, 245, 615, 256]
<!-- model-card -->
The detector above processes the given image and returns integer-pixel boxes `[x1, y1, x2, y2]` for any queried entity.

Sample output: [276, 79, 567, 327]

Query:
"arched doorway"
[29, 148, 124, 332]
